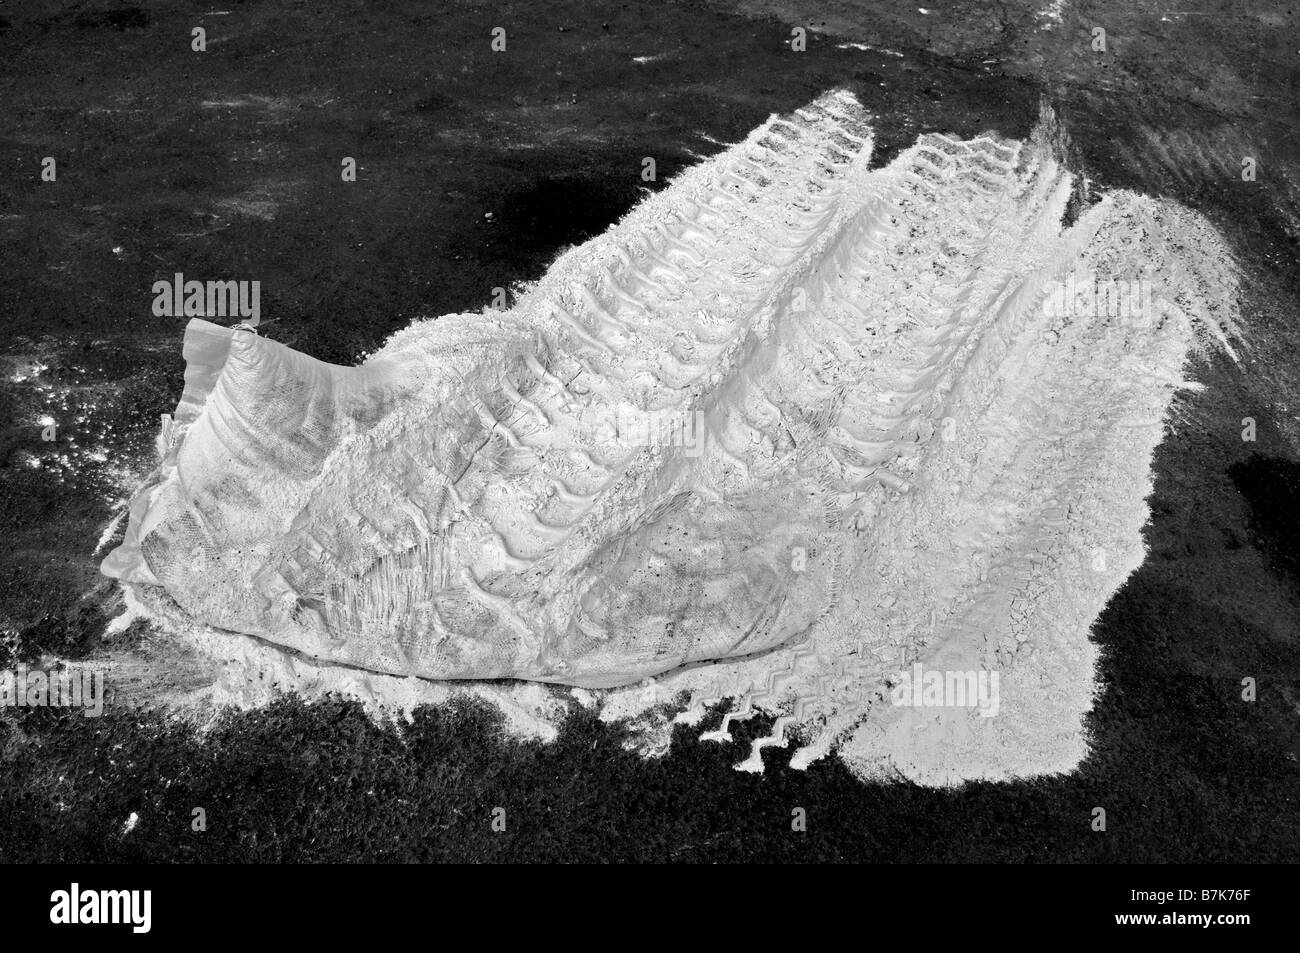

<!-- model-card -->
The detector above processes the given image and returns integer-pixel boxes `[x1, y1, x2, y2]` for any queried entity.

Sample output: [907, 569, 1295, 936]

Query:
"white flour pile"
[101, 91, 1239, 784]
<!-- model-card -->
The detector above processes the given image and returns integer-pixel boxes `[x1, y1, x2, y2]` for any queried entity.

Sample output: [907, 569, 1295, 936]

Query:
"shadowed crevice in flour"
[102, 91, 1241, 784]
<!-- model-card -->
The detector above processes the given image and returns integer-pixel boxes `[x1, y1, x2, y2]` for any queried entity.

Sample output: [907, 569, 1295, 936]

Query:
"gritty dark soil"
[0, 0, 1296, 861]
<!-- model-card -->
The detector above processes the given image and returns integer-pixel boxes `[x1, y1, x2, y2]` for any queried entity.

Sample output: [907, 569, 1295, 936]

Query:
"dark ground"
[0, 0, 1297, 862]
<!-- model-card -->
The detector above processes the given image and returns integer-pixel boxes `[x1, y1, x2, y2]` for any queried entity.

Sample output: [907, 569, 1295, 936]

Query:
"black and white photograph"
[0, 0, 1295, 911]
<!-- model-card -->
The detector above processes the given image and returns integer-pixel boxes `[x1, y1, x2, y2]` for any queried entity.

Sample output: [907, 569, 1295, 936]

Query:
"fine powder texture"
[103, 91, 1239, 783]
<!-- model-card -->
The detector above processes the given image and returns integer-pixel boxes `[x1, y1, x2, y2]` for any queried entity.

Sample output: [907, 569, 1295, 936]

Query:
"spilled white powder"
[112, 586, 567, 743]
[95, 507, 128, 558]
[98, 92, 1239, 785]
